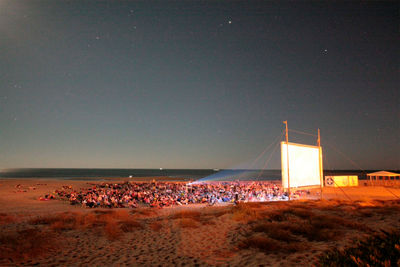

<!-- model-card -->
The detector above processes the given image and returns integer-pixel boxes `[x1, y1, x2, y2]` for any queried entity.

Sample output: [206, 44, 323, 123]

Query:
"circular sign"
[326, 177, 334, 186]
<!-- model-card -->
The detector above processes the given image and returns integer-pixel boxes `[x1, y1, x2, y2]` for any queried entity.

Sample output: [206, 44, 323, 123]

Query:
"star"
[228, 20, 232, 24]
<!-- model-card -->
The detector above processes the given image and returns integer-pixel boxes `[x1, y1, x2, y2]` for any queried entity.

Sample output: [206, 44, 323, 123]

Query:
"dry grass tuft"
[252, 222, 299, 242]
[206, 207, 231, 217]
[319, 229, 400, 266]
[311, 214, 370, 232]
[50, 220, 72, 231]
[130, 208, 156, 217]
[112, 209, 131, 220]
[264, 209, 290, 221]
[176, 218, 199, 228]
[286, 207, 314, 219]
[232, 203, 260, 222]
[26, 210, 141, 240]
[95, 211, 116, 226]
[28, 215, 59, 225]
[242, 202, 264, 209]
[373, 206, 399, 216]
[286, 242, 308, 253]
[29, 212, 83, 230]
[172, 210, 202, 221]
[0, 213, 16, 224]
[104, 218, 122, 240]
[149, 221, 163, 231]
[81, 212, 98, 227]
[0, 228, 60, 261]
[119, 219, 142, 232]
[93, 210, 114, 215]
[239, 234, 282, 252]
[356, 209, 374, 217]
[310, 214, 342, 229]
[235, 200, 376, 253]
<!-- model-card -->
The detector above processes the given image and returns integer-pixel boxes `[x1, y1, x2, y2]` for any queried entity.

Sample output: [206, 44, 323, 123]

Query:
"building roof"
[367, 171, 400, 177]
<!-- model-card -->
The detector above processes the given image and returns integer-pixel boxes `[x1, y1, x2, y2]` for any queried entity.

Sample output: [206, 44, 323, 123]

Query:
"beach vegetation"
[172, 210, 202, 221]
[0, 213, 16, 224]
[0, 228, 59, 261]
[104, 218, 122, 240]
[238, 234, 282, 252]
[27, 210, 144, 240]
[149, 221, 163, 231]
[234, 200, 382, 255]
[232, 203, 260, 222]
[319, 229, 400, 266]
[119, 219, 142, 232]
[176, 218, 199, 228]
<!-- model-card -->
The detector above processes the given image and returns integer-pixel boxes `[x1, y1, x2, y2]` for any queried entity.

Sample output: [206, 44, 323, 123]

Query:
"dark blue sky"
[1, 1, 398, 169]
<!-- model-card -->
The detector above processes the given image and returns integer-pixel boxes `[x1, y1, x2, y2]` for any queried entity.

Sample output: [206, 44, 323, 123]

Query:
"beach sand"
[0, 178, 399, 266]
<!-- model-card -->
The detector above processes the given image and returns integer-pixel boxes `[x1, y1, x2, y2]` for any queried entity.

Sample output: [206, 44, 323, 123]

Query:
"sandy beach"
[0, 178, 399, 266]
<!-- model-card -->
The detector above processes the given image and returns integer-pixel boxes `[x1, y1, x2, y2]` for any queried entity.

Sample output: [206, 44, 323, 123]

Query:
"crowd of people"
[54, 181, 292, 208]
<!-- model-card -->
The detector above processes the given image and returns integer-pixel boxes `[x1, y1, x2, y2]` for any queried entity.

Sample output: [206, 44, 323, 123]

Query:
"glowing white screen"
[281, 142, 322, 188]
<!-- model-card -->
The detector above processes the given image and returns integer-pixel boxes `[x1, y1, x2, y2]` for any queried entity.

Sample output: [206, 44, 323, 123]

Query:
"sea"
[0, 168, 373, 181]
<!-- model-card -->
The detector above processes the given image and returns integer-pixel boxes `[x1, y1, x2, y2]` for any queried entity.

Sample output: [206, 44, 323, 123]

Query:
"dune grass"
[171, 208, 231, 227]
[172, 210, 202, 221]
[3, 198, 398, 264]
[130, 208, 157, 217]
[239, 234, 282, 252]
[232, 203, 260, 222]
[104, 219, 122, 240]
[319, 229, 400, 266]
[149, 221, 163, 231]
[0, 228, 59, 261]
[119, 219, 143, 232]
[234, 200, 383, 254]
[0, 213, 16, 225]
[176, 218, 200, 228]
[28, 209, 143, 240]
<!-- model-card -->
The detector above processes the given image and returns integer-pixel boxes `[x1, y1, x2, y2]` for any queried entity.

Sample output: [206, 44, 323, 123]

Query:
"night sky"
[1, 1, 398, 169]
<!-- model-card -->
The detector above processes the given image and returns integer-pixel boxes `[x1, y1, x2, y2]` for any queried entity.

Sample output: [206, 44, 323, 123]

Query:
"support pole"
[283, 121, 290, 200]
[318, 128, 323, 200]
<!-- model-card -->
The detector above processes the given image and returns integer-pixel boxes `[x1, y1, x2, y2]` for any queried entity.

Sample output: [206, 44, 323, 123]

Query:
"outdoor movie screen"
[281, 142, 323, 188]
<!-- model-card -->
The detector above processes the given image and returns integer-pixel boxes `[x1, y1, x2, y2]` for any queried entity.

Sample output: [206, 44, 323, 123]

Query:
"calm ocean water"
[0, 168, 371, 181]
